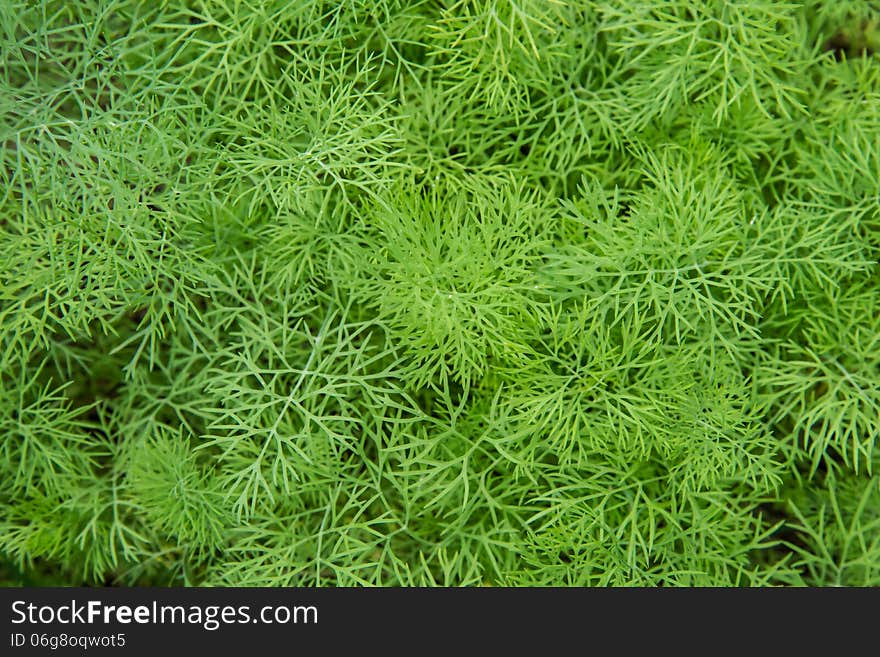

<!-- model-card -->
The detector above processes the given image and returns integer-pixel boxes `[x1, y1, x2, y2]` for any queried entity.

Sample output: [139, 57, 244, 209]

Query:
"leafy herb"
[2, 0, 878, 586]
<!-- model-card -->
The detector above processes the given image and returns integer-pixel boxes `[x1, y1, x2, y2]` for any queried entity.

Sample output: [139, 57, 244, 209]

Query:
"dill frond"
[2, 0, 878, 587]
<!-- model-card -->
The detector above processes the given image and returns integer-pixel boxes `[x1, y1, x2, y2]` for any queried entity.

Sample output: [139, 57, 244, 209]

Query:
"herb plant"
[1, 0, 879, 587]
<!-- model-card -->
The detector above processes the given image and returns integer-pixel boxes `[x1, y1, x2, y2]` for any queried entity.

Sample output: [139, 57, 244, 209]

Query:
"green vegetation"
[1, 0, 879, 587]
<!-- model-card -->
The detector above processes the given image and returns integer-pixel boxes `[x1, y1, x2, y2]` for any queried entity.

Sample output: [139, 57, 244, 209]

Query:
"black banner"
[0, 587, 873, 654]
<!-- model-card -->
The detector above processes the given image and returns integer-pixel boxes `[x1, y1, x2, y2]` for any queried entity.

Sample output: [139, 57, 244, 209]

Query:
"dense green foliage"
[2, 0, 879, 587]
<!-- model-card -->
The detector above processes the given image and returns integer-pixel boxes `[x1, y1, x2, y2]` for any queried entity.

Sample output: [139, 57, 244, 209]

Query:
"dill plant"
[1, 0, 879, 587]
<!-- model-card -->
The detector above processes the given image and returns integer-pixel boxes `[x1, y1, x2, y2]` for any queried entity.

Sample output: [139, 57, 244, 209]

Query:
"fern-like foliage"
[2, 0, 879, 587]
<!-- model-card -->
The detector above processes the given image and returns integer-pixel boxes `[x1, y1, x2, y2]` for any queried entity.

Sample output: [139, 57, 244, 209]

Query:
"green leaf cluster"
[2, 0, 879, 586]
